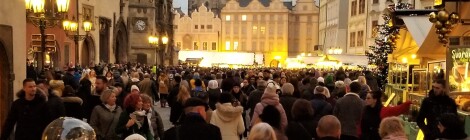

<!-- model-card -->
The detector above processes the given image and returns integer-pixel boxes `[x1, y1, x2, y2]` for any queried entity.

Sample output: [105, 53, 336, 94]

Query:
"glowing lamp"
[56, 0, 70, 13]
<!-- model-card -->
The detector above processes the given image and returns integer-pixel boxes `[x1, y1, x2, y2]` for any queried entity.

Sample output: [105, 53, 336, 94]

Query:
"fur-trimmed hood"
[62, 96, 83, 105]
[214, 103, 243, 122]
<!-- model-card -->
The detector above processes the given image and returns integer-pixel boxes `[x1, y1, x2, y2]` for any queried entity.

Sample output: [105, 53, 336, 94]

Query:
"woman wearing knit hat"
[251, 86, 288, 132]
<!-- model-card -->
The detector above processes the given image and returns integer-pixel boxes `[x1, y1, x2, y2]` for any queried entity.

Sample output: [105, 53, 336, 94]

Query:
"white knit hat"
[317, 77, 325, 83]
[131, 85, 140, 92]
[124, 134, 146, 140]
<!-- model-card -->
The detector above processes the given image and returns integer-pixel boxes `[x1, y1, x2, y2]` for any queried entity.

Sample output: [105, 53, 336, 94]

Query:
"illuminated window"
[211, 42, 217, 50]
[193, 42, 199, 50]
[252, 26, 258, 34]
[234, 42, 239, 50]
[242, 15, 247, 21]
[225, 15, 231, 21]
[225, 41, 231, 50]
[203, 42, 208, 50]
[260, 27, 266, 34]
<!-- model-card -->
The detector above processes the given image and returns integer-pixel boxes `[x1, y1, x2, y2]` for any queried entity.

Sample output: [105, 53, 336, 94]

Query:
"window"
[203, 42, 208, 50]
[463, 37, 470, 46]
[278, 15, 283, 21]
[260, 41, 265, 52]
[373, 0, 378, 4]
[211, 42, 217, 50]
[82, 5, 94, 30]
[359, 0, 365, 14]
[260, 26, 266, 35]
[270, 15, 274, 20]
[351, 0, 357, 16]
[269, 42, 274, 51]
[350, 32, 356, 47]
[308, 16, 312, 22]
[253, 26, 258, 34]
[207, 25, 213, 29]
[193, 42, 199, 50]
[201, 25, 205, 29]
[241, 25, 247, 34]
[372, 20, 378, 37]
[225, 41, 231, 50]
[242, 15, 247, 21]
[253, 15, 257, 21]
[234, 42, 239, 50]
[195, 25, 198, 29]
[261, 15, 265, 21]
[357, 31, 364, 46]
[269, 25, 275, 35]
[234, 25, 239, 34]
[174, 25, 178, 29]
[226, 25, 230, 34]
[225, 15, 231, 21]
[234, 15, 238, 21]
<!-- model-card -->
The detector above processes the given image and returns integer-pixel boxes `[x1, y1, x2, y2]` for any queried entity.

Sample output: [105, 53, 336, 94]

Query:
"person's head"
[257, 80, 267, 90]
[358, 76, 367, 85]
[36, 79, 49, 92]
[140, 94, 153, 111]
[177, 86, 191, 103]
[438, 113, 466, 137]
[95, 76, 108, 93]
[90, 70, 96, 77]
[272, 73, 280, 82]
[316, 115, 341, 138]
[195, 79, 203, 87]
[349, 82, 362, 94]
[248, 123, 277, 140]
[62, 85, 75, 97]
[208, 80, 219, 90]
[281, 83, 294, 96]
[49, 80, 65, 92]
[123, 93, 143, 111]
[22, 78, 37, 97]
[366, 90, 383, 107]
[379, 117, 405, 138]
[291, 99, 314, 121]
[334, 81, 345, 89]
[232, 85, 241, 94]
[114, 83, 123, 94]
[242, 79, 249, 87]
[184, 97, 208, 119]
[432, 79, 446, 96]
[174, 75, 182, 83]
[144, 73, 151, 79]
[218, 92, 234, 104]
[105, 71, 113, 78]
[131, 85, 140, 94]
[280, 77, 287, 85]
[260, 105, 281, 129]
[100, 89, 117, 106]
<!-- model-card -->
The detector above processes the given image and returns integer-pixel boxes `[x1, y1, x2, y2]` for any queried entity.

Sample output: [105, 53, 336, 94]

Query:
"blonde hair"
[248, 123, 277, 140]
[358, 76, 367, 85]
[80, 72, 90, 81]
[379, 117, 405, 138]
[281, 83, 294, 95]
[100, 89, 115, 104]
[177, 86, 191, 104]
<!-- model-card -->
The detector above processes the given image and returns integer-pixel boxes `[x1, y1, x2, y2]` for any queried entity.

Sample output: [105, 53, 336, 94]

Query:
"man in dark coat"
[1, 79, 50, 140]
[163, 98, 222, 140]
[333, 82, 364, 140]
[221, 71, 237, 92]
[247, 80, 267, 119]
[417, 79, 458, 140]
[36, 79, 66, 121]
[168, 75, 181, 108]
[63, 68, 79, 90]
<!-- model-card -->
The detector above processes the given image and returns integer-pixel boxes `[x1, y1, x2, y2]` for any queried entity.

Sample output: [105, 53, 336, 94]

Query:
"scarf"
[105, 104, 116, 112]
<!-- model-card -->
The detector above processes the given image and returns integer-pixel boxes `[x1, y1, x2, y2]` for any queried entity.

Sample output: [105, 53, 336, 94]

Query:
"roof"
[238, 0, 292, 9]
[173, 7, 185, 17]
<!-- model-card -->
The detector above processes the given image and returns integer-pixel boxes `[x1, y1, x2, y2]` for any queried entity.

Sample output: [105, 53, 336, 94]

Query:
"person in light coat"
[210, 93, 245, 140]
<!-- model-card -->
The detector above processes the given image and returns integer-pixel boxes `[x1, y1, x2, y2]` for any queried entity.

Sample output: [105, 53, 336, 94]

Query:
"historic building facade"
[221, 0, 319, 65]
[188, 0, 227, 16]
[318, 0, 349, 55]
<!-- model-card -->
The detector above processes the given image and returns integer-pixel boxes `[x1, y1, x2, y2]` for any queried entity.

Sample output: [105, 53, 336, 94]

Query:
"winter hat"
[317, 77, 325, 83]
[124, 134, 146, 140]
[314, 86, 330, 98]
[262, 86, 279, 100]
[131, 85, 140, 92]
[335, 81, 345, 88]
[208, 80, 219, 90]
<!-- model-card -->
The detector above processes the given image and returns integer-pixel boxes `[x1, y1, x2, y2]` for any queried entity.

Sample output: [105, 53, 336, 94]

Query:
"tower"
[127, 0, 157, 64]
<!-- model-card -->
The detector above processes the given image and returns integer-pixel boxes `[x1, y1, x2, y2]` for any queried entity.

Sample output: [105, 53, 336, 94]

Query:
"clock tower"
[127, 0, 157, 65]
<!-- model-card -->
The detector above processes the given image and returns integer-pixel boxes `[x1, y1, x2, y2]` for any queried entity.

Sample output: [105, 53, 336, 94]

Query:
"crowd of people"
[1, 63, 468, 140]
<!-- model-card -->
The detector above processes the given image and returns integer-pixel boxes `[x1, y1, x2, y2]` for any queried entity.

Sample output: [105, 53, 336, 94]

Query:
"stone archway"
[113, 18, 129, 64]
[0, 41, 11, 134]
[81, 36, 96, 67]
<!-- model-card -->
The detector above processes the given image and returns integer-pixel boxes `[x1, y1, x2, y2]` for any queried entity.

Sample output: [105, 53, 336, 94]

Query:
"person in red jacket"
[360, 90, 411, 140]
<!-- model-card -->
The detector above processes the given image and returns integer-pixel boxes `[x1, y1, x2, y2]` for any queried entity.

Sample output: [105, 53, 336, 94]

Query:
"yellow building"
[174, 5, 221, 52]
[221, 0, 319, 66]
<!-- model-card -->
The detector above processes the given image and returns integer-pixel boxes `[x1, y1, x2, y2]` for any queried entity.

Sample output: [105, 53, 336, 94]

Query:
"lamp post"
[62, 0, 92, 67]
[26, 0, 70, 70]
[148, 34, 168, 66]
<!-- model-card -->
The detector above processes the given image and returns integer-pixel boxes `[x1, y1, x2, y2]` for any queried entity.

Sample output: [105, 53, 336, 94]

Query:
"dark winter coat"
[1, 90, 50, 140]
[62, 96, 85, 119]
[285, 120, 317, 140]
[241, 84, 256, 96]
[163, 113, 222, 140]
[207, 88, 221, 110]
[169, 100, 184, 124]
[47, 91, 66, 120]
[247, 88, 264, 118]
[311, 94, 333, 122]
[168, 83, 180, 108]
[221, 77, 237, 92]
[279, 95, 297, 122]
[115, 110, 153, 140]
[417, 91, 458, 140]
[148, 106, 165, 140]
[77, 79, 92, 118]
[360, 106, 381, 140]
[333, 93, 364, 138]
[63, 72, 79, 89]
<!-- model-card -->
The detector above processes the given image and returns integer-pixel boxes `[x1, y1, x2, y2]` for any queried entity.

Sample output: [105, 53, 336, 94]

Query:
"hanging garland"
[366, 1, 413, 90]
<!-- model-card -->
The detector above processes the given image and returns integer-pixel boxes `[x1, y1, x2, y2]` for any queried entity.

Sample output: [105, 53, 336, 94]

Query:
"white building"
[318, 0, 349, 55]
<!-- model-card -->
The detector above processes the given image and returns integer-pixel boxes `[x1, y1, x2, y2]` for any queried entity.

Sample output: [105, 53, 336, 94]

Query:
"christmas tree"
[366, 1, 413, 90]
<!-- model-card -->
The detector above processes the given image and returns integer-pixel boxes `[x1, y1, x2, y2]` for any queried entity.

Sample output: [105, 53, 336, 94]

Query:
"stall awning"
[399, 16, 433, 47]
[303, 55, 368, 66]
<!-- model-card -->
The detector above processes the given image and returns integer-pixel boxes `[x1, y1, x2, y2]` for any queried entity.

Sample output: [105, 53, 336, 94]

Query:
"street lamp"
[148, 34, 168, 65]
[63, 9, 92, 67]
[26, 0, 70, 70]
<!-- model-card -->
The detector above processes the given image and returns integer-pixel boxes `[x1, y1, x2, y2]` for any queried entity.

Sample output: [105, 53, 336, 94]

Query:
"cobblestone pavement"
[154, 102, 173, 131]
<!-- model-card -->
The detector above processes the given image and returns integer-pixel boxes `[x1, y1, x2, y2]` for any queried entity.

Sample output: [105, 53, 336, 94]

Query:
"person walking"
[1, 79, 50, 140]
[333, 82, 364, 140]
[210, 93, 245, 140]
